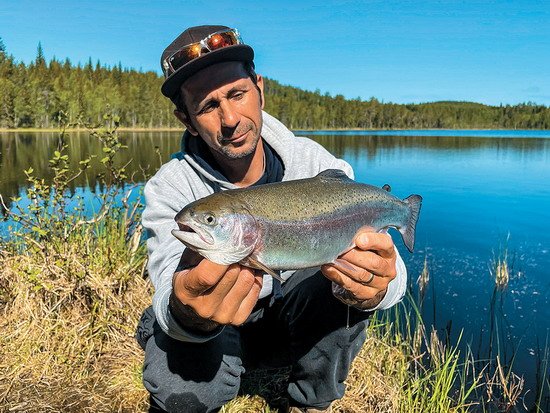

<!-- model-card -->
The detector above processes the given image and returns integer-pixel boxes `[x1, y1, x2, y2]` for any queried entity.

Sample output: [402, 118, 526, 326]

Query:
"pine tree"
[0, 36, 6, 58]
[36, 42, 45, 66]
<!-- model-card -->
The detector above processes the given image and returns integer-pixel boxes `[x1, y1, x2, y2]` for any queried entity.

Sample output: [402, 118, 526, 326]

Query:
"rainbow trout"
[172, 169, 422, 281]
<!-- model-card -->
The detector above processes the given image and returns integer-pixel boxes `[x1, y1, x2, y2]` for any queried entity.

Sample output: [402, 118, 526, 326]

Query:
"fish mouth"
[171, 221, 214, 249]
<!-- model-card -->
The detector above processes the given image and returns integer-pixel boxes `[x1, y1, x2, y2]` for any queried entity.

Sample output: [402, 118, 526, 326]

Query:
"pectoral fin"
[242, 256, 285, 283]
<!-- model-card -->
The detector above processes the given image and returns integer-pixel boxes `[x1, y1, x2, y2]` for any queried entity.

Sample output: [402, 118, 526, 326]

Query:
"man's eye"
[198, 102, 217, 114]
[232, 92, 245, 100]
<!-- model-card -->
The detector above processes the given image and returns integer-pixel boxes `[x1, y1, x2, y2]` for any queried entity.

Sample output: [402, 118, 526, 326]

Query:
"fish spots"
[173, 175, 421, 269]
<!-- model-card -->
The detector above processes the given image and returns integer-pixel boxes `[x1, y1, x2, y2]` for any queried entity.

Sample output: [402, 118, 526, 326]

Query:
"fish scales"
[220, 174, 391, 222]
[252, 197, 411, 269]
[172, 169, 422, 275]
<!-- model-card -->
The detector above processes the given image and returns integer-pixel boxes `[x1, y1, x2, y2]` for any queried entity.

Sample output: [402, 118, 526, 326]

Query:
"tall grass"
[0, 116, 152, 412]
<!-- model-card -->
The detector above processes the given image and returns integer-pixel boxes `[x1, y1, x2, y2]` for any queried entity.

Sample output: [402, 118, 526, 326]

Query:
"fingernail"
[358, 234, 368, 245]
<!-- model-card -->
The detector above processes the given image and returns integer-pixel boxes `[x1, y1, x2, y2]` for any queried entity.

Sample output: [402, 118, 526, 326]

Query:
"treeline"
[1, 39, 549, 129]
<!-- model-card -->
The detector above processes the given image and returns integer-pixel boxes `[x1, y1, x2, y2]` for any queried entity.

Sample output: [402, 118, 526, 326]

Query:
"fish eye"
[203, 213, 216, 225]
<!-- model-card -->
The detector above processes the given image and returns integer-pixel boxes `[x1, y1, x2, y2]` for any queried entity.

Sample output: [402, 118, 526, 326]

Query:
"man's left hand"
[321, 230, 397, 310]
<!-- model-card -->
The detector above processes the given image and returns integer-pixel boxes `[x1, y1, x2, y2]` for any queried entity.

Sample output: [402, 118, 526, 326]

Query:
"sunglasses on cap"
[162, 28, 244, 77]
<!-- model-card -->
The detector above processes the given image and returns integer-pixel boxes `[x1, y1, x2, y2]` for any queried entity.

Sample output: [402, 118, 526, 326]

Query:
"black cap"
[160, 25, 254, 99]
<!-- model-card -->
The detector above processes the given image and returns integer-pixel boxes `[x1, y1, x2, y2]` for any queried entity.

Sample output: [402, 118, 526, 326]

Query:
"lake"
[1, 129, 549, 408]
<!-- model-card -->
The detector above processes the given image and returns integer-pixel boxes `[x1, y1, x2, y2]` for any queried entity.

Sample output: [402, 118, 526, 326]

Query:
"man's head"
[160, 25, 253, 99]
[160, 26, 264, 161]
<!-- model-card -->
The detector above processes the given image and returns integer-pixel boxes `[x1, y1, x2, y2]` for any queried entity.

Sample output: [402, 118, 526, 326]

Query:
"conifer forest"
[1, 39, 549, 130]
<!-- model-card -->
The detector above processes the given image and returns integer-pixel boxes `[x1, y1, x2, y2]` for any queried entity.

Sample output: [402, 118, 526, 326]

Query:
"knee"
[142, 323, 244, 412]
[143, 355, 243, 413]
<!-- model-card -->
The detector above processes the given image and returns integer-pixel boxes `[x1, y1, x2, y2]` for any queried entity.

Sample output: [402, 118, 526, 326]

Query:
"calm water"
[1, 129, 549, 407]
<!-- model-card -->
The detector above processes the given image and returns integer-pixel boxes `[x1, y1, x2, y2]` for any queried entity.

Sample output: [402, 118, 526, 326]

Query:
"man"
[137, 25, 407, 413]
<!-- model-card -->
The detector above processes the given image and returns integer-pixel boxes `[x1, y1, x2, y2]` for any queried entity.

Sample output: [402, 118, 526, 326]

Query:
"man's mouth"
[221, 127, 251, 144]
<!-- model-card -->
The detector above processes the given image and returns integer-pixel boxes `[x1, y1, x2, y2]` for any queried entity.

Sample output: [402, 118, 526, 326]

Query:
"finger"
[183, 259, 232, 295]
[338, 249, 397, 279]
[211, 267, 261, 324]
[203, 263, 242, 299]
[181, 264, 241, 320]
[329, 259, 388, 290]
[354, 232, 396, 259]
[232, 272, 264, 325]
[321, 264, 381, 301]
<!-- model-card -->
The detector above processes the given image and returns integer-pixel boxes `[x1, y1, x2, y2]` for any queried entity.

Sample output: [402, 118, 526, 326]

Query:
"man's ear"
[174, 110, 198, 136]
[256, 74, 265, 110]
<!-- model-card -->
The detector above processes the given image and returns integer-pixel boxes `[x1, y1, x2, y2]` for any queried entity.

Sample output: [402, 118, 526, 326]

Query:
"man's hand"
[170, 252, 263, 333]
[321, 230, 397, 310]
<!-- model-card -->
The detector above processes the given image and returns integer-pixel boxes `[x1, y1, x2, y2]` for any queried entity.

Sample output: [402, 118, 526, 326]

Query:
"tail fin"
[399, 194, 422, 253]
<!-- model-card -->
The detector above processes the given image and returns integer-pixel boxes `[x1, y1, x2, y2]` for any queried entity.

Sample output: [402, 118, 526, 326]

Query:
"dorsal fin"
[317, 169, 351, 182]
[382, 184, 391, 192]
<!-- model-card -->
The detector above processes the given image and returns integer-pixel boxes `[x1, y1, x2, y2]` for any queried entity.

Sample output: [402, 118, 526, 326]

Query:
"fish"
[172, 169, 422, 281]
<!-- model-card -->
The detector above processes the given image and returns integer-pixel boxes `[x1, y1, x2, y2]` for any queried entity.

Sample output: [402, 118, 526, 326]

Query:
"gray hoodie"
[142, 111, 407, 342]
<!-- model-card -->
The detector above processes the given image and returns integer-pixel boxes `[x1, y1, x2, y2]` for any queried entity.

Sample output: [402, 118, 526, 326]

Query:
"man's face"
[177, 61, 264, 160]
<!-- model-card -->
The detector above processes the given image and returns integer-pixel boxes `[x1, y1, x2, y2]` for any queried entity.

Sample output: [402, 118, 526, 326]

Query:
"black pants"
[136, 268, 372, 413]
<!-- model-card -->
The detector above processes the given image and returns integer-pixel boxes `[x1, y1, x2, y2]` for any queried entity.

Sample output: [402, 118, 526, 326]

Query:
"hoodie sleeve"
[142, 164, 224, 342]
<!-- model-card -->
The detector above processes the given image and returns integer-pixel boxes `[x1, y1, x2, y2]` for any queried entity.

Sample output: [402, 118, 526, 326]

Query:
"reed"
[417, 255, 430, 303]
[490, 234, 511, 290]
[533, 334, 550, 413]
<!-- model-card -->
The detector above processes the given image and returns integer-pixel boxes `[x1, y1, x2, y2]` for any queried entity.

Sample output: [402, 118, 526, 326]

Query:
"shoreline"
[0, 127, 184, 133]
[1, 127, 548, 133]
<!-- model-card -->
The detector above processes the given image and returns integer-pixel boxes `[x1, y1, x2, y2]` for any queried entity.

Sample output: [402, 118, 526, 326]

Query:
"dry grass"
[0, 225, 152, 412]
[484, 356, 524, 412]
[417, 256, 430, 299]
[0, 231, 450, 413]
[492, 254, 510, 290]
[333, 335, 404, 413]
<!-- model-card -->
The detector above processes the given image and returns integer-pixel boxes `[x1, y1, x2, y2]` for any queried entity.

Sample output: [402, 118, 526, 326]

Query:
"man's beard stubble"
[216, 122, 260, 160]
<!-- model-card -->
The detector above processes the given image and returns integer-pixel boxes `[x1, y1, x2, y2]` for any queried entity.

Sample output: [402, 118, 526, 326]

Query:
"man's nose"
[219, 101, 239, 128]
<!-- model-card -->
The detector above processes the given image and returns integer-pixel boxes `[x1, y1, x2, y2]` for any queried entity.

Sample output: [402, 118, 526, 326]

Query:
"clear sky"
[1, 0, 549, 105]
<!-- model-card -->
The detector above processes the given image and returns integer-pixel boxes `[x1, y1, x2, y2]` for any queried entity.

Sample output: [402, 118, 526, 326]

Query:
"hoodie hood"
[177, 111, 295, 190]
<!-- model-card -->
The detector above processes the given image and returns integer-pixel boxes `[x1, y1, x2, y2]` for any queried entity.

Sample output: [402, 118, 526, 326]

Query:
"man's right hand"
[170, 257, 264, 333]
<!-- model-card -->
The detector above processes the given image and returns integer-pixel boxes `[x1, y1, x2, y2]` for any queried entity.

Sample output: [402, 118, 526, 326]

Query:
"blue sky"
[1, 0, 549, 105]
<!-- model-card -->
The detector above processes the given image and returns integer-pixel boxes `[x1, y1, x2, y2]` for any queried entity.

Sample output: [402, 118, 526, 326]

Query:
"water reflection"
[312, 134, 550, 162]
[0, 131, 181, 204]
[2, 131, 549, 203]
